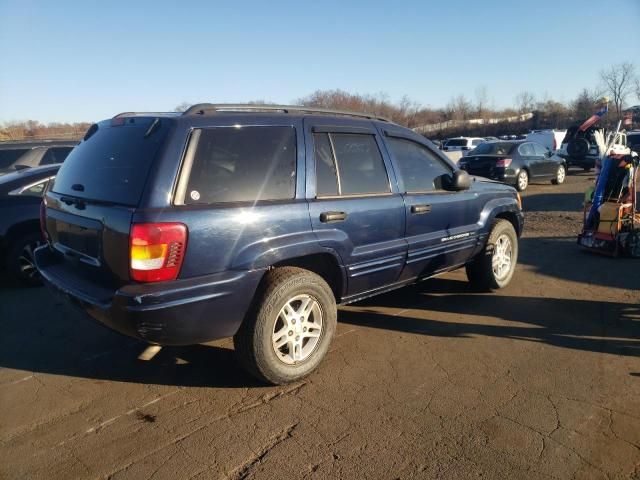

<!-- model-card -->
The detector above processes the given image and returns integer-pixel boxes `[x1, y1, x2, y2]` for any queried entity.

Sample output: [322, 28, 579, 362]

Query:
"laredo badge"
[441, 232, 470, 242]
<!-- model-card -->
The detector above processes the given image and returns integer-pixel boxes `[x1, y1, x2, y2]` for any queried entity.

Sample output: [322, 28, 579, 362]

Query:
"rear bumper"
[35, 246, 264, 345]
[558, 154, 596, 168]
[464, 168, 517, 185]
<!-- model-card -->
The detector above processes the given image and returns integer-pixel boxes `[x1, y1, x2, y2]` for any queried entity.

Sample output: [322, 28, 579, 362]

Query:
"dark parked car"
[36, 105, 523, 384]
[0, 164, 59, 285]
[0, 141, 76, 175]
[627, 131, 640, 152]
[458, 140, 566, 191]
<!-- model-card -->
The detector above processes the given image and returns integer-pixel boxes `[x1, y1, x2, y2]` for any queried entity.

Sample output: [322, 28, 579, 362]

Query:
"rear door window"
[182, 126, 296, 204]
[531, 143, 548, 156]
[330, 134, 390, 195]
[52, 118, 169, 206]
[518, 143, 535, 156]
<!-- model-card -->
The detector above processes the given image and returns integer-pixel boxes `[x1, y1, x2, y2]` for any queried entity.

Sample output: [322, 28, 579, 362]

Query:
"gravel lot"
[1, 170, 639, 479]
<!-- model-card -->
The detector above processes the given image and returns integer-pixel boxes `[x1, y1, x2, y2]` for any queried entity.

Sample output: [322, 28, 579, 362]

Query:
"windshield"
[51, 118, 169, 206]
[469, 142, 517, 155]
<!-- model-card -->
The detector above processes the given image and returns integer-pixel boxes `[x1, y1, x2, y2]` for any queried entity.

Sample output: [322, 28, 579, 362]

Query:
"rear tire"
[551, 164, 566, 185]
[7, 232, 44, 287]
[466, 219, 518, 291]
[234, 267, 337, 385]
[516, 170, 529, 191]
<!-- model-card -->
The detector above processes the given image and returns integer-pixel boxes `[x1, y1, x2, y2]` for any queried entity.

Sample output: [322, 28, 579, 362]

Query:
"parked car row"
[458, 140, 566, 191]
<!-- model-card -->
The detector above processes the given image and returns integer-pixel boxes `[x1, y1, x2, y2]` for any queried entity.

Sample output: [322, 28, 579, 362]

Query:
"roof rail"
[112, 112, 179, 119]
[181, 103, 391, 122]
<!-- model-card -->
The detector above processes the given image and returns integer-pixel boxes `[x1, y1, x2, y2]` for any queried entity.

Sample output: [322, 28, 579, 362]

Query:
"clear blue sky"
[1, 0, 638, 123]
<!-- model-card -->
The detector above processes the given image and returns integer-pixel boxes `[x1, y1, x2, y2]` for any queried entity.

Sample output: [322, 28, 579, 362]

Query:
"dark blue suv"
[36, 104, 523, 384]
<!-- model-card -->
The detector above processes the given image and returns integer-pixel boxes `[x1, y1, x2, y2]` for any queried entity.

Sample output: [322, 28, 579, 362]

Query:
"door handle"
[411, 204, 432, 214]
[319, 211, 347, 223]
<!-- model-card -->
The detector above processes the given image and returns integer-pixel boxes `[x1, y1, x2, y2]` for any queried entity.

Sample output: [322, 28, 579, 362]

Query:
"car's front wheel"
[234, 267, 337, 385]
[551, 164, 566, 185]
[516, 170, 529, 191]
[7, 232, 44, 286]
[466, 219, 518, 291]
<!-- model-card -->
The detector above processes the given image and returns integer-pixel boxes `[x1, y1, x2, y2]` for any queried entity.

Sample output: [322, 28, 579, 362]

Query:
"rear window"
[0, 149, 30, 169]
[470, 142, 517, 155]
[52, 118, 169, 206]
[445, 139, 468, 147]
[182, 126, 296, 204]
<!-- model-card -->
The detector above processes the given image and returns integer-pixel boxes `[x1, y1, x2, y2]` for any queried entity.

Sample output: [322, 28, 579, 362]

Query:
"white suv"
[443, 137, 485, 155]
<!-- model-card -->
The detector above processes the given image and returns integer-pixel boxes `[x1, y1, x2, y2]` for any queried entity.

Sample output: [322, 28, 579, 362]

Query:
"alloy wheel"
[272, 294, 324, 365]
[18, 240, 42, 281]
[492, 234, 513, 281]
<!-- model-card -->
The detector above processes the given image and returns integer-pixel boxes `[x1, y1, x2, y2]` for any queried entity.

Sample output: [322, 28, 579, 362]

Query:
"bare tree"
[474, 86, 490, 119]
[514, 91, 536, 114]
[446, 94, 472, 121]
[571, 88, 601, 122]
[173, 102, 191, 112]
[600, 62, 637, 120]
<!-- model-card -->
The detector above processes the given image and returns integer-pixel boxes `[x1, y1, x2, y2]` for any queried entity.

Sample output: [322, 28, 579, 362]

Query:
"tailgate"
[41, 115, 170, 287]
[44, 195, 134, 287]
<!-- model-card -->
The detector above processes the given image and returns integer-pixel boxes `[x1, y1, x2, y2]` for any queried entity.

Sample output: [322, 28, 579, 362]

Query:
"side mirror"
[446, 170, 471, 191]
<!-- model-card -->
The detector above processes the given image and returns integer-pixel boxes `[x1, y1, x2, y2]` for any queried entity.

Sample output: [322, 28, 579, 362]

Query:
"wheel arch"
[271, 252, 345, 302]
[494, 211, 521, 237]
[5, 220, 40, 250]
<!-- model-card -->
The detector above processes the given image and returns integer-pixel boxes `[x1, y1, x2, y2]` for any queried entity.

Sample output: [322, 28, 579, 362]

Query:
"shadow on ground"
[340, 279, 640, 358]
[522, 191, 584, 212]
[518, 235, 640, 291]
[0, 275, 263, 388]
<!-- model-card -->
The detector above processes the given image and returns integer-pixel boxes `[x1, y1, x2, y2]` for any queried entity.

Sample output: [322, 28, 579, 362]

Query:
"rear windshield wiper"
[58, 194, 118, 208]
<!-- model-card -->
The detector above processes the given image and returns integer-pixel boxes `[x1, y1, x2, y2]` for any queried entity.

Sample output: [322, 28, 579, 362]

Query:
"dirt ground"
[1, 170, 639, 479]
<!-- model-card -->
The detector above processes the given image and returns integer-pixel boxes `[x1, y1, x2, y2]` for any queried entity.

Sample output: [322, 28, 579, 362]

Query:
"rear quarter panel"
[135, 116, 317, 278]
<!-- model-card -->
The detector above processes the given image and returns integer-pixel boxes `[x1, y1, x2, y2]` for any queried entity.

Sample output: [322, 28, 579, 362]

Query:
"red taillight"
[496, 158, 512, 167]
[39, 201, 47, 241]
[130, 223, 188, 282]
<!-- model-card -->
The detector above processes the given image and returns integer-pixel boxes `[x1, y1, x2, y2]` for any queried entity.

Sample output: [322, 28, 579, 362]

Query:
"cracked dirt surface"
[1, 171, 639, 479]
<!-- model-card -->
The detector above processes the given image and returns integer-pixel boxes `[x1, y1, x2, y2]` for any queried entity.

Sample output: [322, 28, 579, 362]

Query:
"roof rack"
[181, 103, 391, 122]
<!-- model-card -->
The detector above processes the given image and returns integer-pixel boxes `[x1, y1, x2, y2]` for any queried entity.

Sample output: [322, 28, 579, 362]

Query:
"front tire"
[466, 219, 518, 291]
[234, 267, 337, 385]
[551, 164, 566, 185]
[516, 169, 529, 191]
[7, 232, 44, 286]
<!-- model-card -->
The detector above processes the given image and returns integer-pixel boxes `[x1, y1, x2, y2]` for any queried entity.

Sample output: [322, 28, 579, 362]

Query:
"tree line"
[2, 63, 637, 142]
